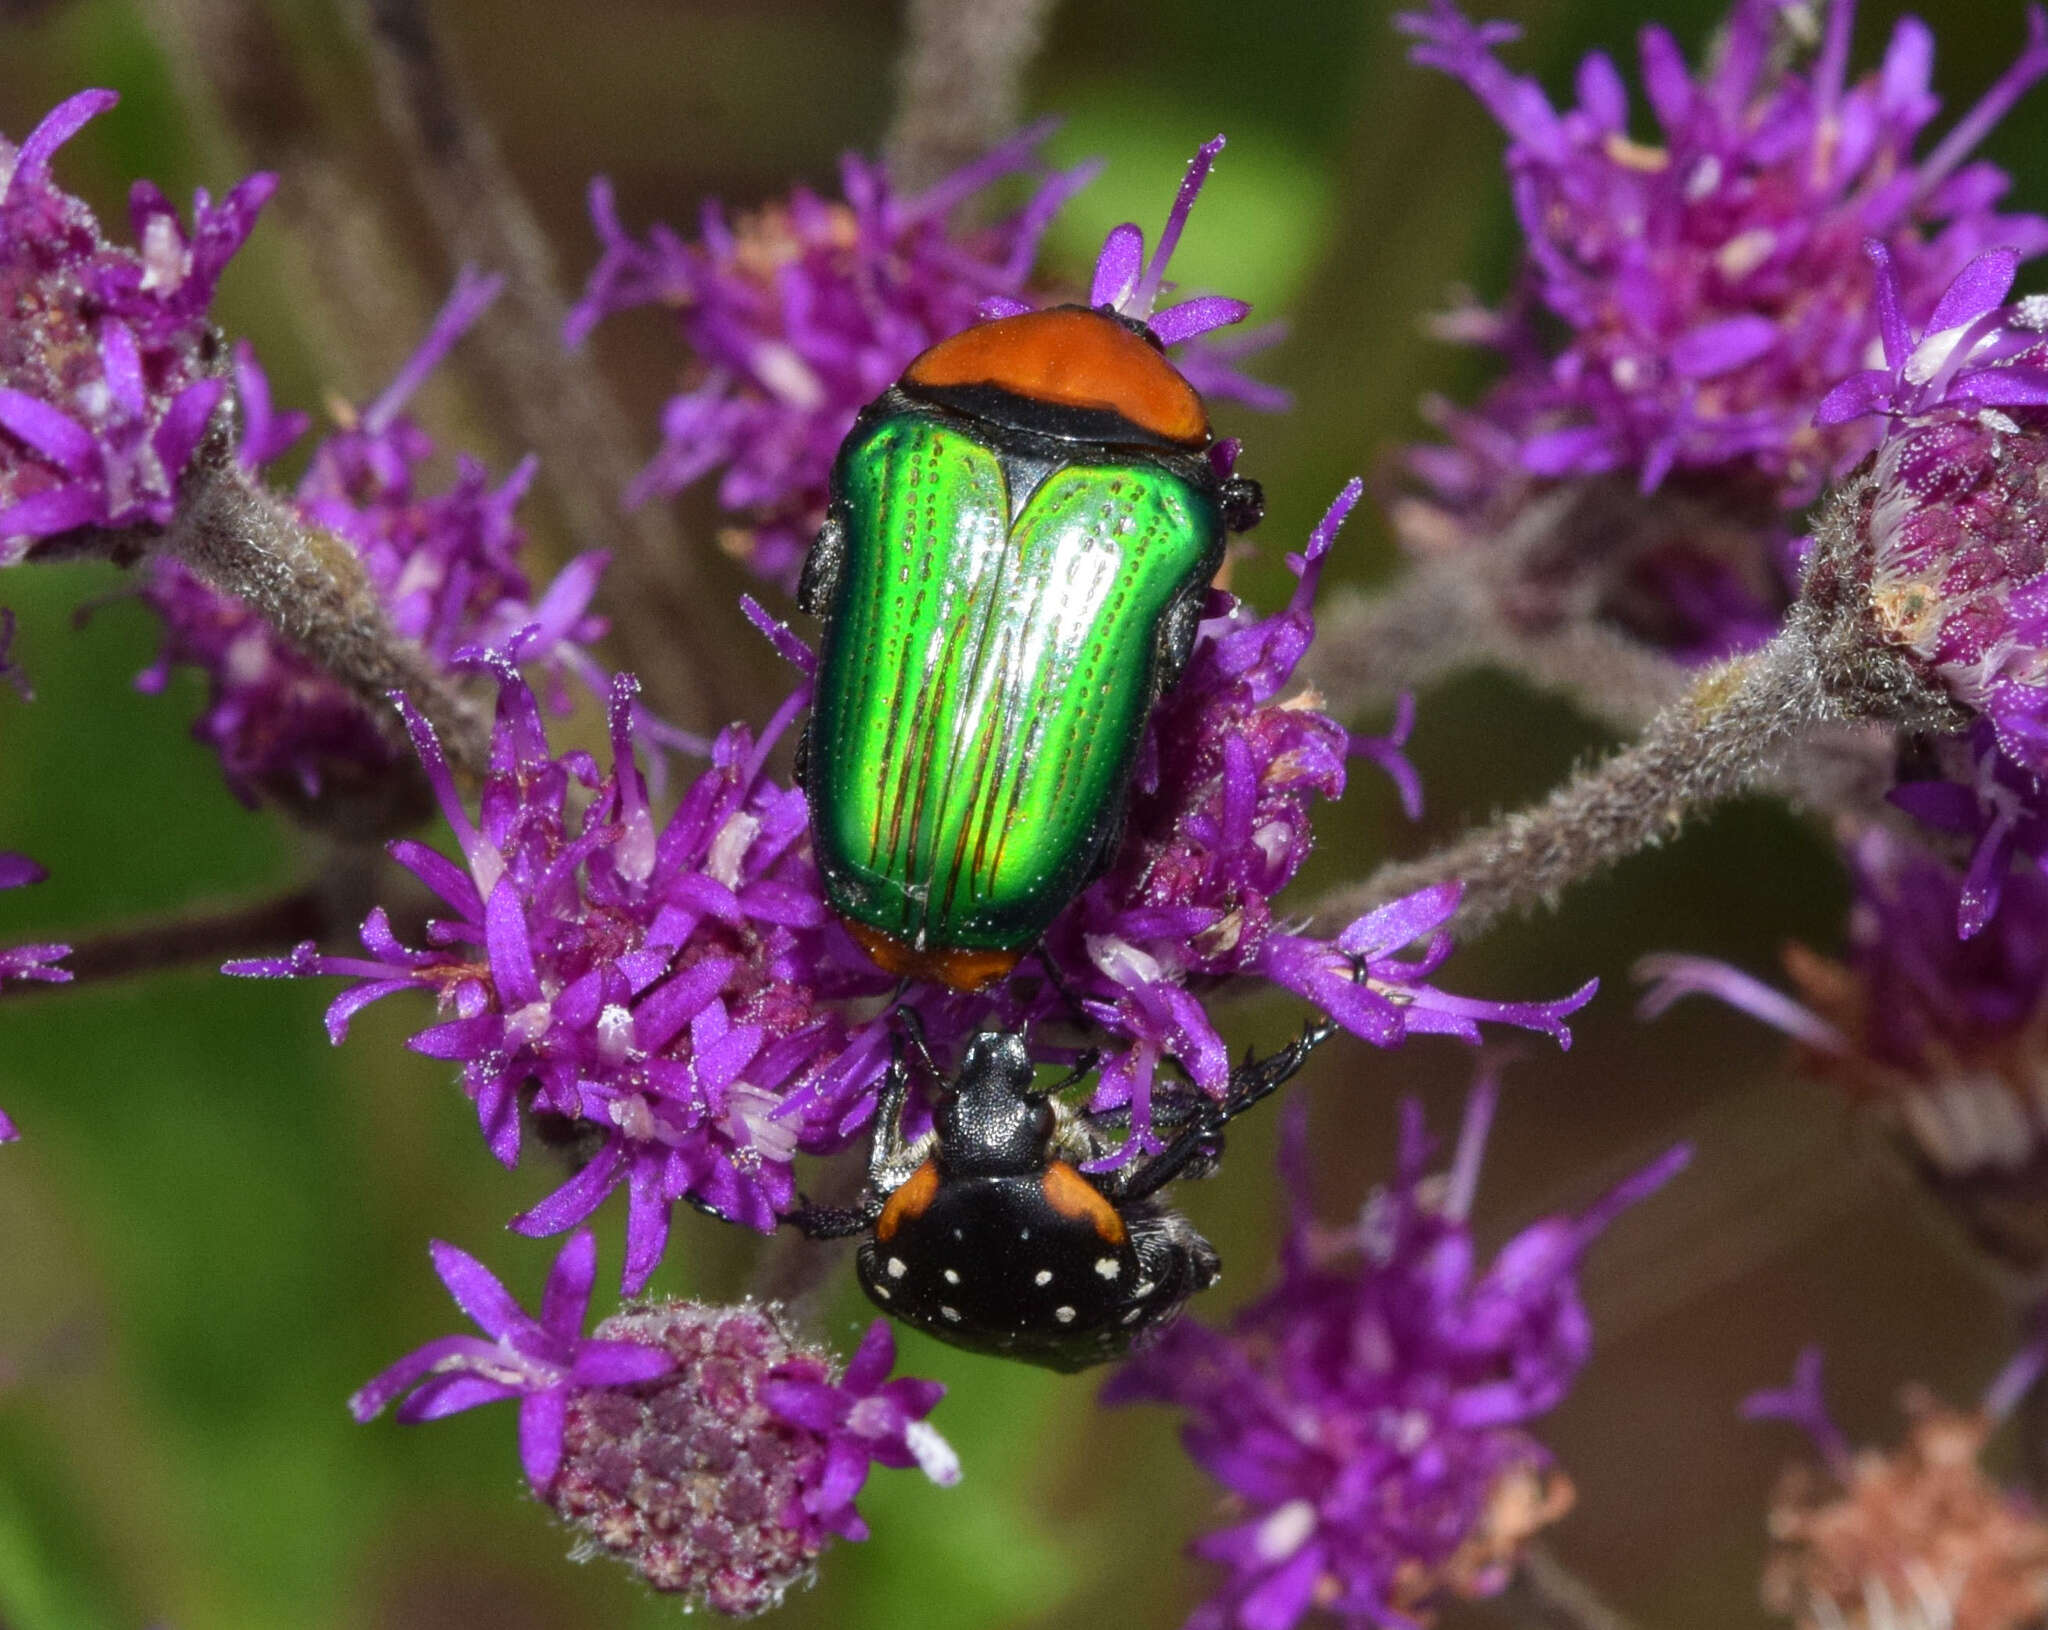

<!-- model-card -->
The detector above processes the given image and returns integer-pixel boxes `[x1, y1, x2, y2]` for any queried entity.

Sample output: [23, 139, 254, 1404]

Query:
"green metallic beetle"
[796, 303, 1263, 992]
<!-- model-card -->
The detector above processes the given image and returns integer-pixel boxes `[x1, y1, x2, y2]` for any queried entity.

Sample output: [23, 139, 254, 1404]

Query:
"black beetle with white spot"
[789, 1015, 1333, 1371]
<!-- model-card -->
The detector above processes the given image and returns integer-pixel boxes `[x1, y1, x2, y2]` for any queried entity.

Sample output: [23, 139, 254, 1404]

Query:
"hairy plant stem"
[352, 0, 739, 731]
[164, 445, 493, 776]
[2, 857, 384, 996]
[1317, 574, 1958, 938]
[884, 0, 1060, 193]
[1310, 564, 1691, 738]
[1495, 1547, 1642, 1630]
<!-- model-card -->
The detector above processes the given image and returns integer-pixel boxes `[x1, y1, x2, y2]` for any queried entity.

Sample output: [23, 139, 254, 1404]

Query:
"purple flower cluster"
[1104, 1080, 1688, 1630]
[1045, 480, 1591, 1153]
[1799, 245, 2048, 930]
[568, 129, 1279, 588]
[1395, 0, 2048, 659]
[0, 90, 272, 558]
[1640, 827, 2048, 1245]
[354, 1229, 954, 1615]
[237, 173, 1595, 1290]
[230, 658, 888, 1290]
[136, 272, 608, 822]
[0, 850, 71, 1141]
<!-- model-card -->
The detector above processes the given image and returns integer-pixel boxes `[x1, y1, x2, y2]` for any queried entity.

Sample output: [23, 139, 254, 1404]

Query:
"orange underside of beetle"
[848, 923, 1023, 994]
[902, 305, 1210, 448]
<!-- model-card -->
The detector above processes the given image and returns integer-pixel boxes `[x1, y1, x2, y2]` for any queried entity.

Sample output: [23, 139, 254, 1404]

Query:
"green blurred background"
[3, 1, 2046, 1626]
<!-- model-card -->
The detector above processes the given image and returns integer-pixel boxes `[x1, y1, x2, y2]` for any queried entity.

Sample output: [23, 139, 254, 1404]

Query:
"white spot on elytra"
[940, 1305, 962, 1322]
[1033, 1269, 1054, 1286]
[1054, 1306, 1076, 1324]
[872, 1284, 891, 1301]
[1095, 1258, 1119, 1279]
[943, 1268, 960, 1285]
[886, 1257, 907, 1279]
[1133, 1280, 1155, 1297]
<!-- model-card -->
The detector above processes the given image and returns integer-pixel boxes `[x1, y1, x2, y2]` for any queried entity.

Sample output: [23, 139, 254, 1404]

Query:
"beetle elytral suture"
[788, 1015, 1333, 1371]
[797, 302, 1262, 993]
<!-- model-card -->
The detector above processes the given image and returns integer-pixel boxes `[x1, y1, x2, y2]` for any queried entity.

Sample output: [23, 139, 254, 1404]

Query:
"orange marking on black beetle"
[1039, 1160, 1127, 1245]
[847, 923, 1022, 993]
[903, 307, 1210, 449]
[876, 1159, 941, 1242]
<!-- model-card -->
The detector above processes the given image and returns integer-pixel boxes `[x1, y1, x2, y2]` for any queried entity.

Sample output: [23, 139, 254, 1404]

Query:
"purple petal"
[1090, 222, 1145, 308]
[538, 1228, 598, 1339]
[0, 391, 97, 475]
[1149, 295, 1251, 346]
[428, 1239, 534, 1343]
[1928, 248, 2021, 332]
[518, 1385, 570, 1491]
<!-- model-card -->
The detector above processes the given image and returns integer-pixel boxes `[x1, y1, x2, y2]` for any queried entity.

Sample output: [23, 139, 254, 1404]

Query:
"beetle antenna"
[1034, 946, 1092, 1028]
[1037, 1047, 1101, 1098]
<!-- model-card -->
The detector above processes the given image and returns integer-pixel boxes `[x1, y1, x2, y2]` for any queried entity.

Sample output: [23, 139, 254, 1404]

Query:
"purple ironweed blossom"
[0, 90, 272, 558]
[1805, 245, 2048, 926]
[1747, 1346, 2048, 1630]
[1639, 826, 2048, 1268]
[1041, 480, 1594, 1157]
[1393, 1, 2048, 660]
[349, 1228, 676, 1492]
[353, 1230, 954, 1615]
[1104, 1078, 1688, 1630]
[0, 851, 71, 1141]
[235, 485, 1594, 1288]
[567, 128, 1278, 588]
[136, 272, 608, 820]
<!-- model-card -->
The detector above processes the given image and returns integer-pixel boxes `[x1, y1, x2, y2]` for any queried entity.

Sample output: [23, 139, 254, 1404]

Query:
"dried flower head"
[137, 273, 607, 827]
[568, 130, 1280, 587]
[0, 90, 271, 558]
[1749, 1348, 2048, 1630]
[353, 1230, 954, 1617]
[1104, 1077, 1688, 1630]
[1640, 826, 2048, 1271]
[1394, 1, 2048, 660]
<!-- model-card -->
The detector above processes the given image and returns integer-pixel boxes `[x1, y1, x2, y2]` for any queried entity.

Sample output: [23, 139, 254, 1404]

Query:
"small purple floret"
[0, 91, 273, 558]
[349, 1228, 675, 1492]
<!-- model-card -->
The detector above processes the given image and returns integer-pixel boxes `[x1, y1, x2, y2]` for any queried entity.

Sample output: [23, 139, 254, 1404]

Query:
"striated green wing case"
[808, 409, 1223, 966]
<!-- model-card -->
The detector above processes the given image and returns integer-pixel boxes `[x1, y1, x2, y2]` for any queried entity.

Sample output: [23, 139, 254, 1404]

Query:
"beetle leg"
[786, 1197, 884, 1239]
[1101, 1020, 1335, 1205]
[796, 512, 846, 618]
[1155, 586, 1204, 693]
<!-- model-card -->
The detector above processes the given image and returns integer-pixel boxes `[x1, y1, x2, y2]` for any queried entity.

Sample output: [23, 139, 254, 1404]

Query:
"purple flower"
[0, 850, 70, 1142]
[349, 1228, 675, 1491]
[568, 129, 1278, 588]
[1394, 1, 2048, 660]
[1104, 1077, 1688, 1630]
[238, 485, 1594, 1287]
[0, 90, 273, 558]
[557, 1303, 951, 1613]
[1747, 1346, 2048, 1630]
[229, 653, 907, 1289]
[354, 1230, 955, 1613]
[137, 272, 609, 824]
[760, 1318, 959, 1542]
[1639, 827, 2048, 1260]
[1042, 482, 1595, 1157]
